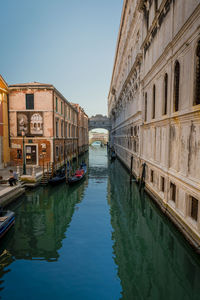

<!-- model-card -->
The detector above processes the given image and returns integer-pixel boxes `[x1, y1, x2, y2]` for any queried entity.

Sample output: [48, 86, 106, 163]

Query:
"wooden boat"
[49, 168, 66, 186]
[49, 174, 66, 185]
[0, 210, 15, 239]
[67, 163, 87, 185]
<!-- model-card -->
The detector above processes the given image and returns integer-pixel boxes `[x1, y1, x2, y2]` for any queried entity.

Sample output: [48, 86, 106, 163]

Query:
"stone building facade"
[71, 104, 89, 154]
[108, 0, 200, 248]
[0, 75, 10, 168]
[9, 82, 78, 168]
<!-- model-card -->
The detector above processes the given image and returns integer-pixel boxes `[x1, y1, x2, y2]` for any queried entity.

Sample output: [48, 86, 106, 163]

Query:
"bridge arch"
[89, 114, 111, 131]
[89, 130, 109, 145]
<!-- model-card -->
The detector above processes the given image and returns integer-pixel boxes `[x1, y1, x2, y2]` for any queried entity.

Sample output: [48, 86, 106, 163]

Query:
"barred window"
[150, 170, 154, 183]
[170, 182, 176, 202]
[145, 92, 147, 121]
[194, 40, 200, 105]
[152, 85, 156, 119]
[190, 196, 198, 221]
[163, 73, 168, 115]
[161, 176, 165, 192]
[174, 61, 180, 112]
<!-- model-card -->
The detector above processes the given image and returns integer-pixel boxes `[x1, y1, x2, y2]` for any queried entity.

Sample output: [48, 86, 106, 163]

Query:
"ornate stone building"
[108, 0, 200, 248]
[9, 82, 78, 168]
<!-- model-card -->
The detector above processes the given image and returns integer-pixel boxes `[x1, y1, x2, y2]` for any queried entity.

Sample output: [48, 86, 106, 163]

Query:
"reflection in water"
[0, 147, 200, 299]
[0, 156, 88, 294]
[108, 159, 200, 300]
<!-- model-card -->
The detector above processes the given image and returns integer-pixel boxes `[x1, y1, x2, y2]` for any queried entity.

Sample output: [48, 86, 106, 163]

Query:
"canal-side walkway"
[0, 166, 44, 207]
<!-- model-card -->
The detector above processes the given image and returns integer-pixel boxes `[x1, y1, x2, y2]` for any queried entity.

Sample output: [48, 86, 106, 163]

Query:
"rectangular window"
[61, 121, 63, 137]
[145, 93, 147, 122]
[56, 146, 59, 158]
[26, 94, 34, 109]
[161, 176, 165, 192]
[61, 102, 63, 114]
[56, 121, 59, 137]
[170, 182, 176, 202]
[150, 170, 154, 183]
[190, 196, 198, 221]
[56, 97, 58, 112]
[152, 85, 156, 119]
[65, 123, 68, 137]
[163, 73, 168, 115]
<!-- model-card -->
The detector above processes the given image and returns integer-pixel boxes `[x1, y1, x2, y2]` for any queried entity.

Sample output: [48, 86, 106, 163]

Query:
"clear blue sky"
[0, 0, 123, 117]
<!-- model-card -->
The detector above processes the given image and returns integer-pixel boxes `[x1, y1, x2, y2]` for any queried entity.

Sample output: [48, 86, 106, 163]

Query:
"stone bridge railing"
[89, 114, 111, 131]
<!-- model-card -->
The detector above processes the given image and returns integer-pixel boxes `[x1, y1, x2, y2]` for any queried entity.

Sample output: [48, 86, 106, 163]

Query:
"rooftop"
[9, 82, 53, 88]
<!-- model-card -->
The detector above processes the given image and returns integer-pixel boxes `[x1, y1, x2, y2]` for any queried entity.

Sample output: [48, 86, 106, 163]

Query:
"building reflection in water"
[0, 157, 88, 292]
[108, 159, 200, 300]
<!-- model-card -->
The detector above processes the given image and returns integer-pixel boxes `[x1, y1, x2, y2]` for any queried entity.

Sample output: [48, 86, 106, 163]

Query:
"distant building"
[0, 75, 10, 168]
[9, 82, 78, 167]
[71, 104, 89, 154]
[89, 131, 108, 145]
[108, 0, 200, 248]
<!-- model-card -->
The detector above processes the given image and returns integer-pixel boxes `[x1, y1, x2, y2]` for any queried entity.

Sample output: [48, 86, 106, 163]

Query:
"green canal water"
[1, 146, 200, 299]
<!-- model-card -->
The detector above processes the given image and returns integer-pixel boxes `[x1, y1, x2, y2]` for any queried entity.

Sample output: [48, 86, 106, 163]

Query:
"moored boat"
[67, 163, 87, 185]
[49, 167, 66, 186]
[48, 174, 66, 186]
[0, 210, 15, 239]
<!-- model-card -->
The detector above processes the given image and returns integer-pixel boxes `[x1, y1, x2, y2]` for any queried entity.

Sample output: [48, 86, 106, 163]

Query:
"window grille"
[170, 182, 176, 202]
[145, 93, 147, 121]
[190, 196, 198, 221]
[164, 73, 168, 115]
[174, 61, 180, 112]
[194, 40, 200, 105]
[152, 85, 156, 119]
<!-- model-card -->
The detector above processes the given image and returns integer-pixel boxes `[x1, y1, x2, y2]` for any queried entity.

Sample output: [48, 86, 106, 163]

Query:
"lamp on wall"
[21, 129, 26, 175]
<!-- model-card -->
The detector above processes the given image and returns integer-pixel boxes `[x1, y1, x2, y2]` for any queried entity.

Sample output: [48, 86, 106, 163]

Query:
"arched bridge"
[89, 114, 111, 131]
[89, 132, 108, 145]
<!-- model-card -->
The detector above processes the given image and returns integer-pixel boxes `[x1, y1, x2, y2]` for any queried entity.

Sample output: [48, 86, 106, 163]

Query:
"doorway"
[26, 145, 37, 165]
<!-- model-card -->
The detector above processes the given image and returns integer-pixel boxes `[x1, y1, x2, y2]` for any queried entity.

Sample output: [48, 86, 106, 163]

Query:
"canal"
[0, 146, 200, 299]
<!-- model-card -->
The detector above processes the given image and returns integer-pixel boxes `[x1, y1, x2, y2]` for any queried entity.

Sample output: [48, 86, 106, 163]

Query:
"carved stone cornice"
[141, 0, 173, 54]
[138, 0, 146, 12]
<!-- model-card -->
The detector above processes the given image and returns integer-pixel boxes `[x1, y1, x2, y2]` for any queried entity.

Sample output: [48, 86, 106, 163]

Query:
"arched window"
[163, 73, 168, 115]
[152, 85, 156, 119]
[174, 61, 180, 112]
[145, 92, 147, 121]
[194, 40, 200, 105]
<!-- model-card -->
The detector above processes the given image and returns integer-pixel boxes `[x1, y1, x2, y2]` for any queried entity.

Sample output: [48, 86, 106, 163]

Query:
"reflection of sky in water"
[89, 146, 108, 181]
